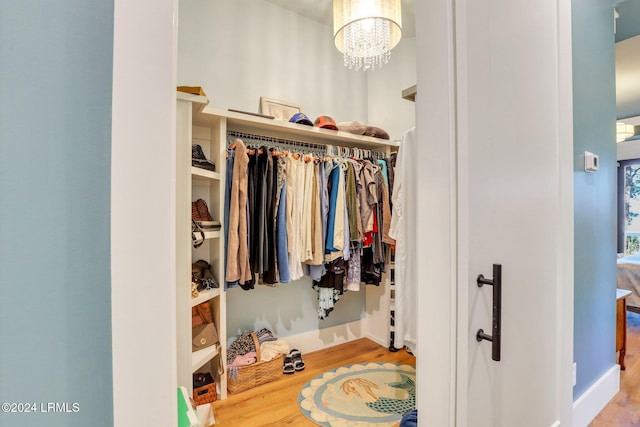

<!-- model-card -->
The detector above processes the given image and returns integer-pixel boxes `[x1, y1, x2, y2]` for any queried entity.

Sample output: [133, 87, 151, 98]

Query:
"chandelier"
[333, 0, 403, 71]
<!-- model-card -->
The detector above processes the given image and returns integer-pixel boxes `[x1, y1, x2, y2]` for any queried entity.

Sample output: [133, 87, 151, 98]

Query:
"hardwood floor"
[209, 315, 640, 426]
[590, 310, 640, 426]
[210, 338, 416, 427]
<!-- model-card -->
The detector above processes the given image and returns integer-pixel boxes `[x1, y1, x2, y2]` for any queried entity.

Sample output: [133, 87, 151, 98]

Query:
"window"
[618, 159, 640, 255]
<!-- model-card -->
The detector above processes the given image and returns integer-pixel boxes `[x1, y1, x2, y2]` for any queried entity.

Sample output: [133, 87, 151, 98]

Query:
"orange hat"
[314, 115, 338, 130]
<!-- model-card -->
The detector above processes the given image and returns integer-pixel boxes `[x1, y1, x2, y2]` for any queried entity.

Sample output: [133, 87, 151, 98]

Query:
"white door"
[414, 0, 574, 426]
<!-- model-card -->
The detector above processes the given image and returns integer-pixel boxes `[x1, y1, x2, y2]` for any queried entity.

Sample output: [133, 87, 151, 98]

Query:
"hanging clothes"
[275, 178, 291, 283]
[308, 162, 324, 266]
[222, 133, 396, 320]
[301, 159, 314, 263]
[226, 139, 253, 286]
[262, 151, 278, 284]
[325, 165, 341, 254]
[250, 150, 268, 276]
[389, 127, 417, 354]
[312, 258, 345, 319]
[224, 149, 239, 289]
[274, 155, 289, 283]
[308, 161, 328, 281]
[345, 246, 361, 291]
[285, 155, 304, 281]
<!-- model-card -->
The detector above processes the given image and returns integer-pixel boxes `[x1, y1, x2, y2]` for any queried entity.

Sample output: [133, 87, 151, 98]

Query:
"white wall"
[368, 37, 417, 142]
[178, 0, 368, 123]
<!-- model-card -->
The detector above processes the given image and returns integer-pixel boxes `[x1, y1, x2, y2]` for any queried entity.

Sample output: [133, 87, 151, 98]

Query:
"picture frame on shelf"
[259, 97, 303, 122]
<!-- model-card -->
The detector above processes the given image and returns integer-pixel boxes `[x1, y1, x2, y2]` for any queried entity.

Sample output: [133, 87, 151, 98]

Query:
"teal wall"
[572, 0, 618, 400]
[0, 1, 114, 426]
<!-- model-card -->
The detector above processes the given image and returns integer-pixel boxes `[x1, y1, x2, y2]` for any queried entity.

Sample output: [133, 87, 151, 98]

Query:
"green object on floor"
[178, 386, 200, 427]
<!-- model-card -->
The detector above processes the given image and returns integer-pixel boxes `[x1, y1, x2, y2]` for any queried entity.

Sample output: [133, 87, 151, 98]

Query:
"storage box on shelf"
[193, 382, 217, 405]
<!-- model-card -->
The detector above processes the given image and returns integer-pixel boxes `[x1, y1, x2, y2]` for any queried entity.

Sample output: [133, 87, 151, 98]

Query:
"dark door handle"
[476, 264, 502, 361]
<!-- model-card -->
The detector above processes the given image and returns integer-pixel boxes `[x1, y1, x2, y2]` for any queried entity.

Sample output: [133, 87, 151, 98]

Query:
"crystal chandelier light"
[333, 0, 403, 71]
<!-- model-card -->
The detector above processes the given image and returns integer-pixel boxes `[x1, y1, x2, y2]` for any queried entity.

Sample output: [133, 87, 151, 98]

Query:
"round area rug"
[298, 362, 416, 427]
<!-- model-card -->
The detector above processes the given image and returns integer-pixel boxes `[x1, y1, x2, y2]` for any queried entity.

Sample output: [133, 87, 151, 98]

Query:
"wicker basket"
[227, 332, 283, 394]
[193, 382, 217, 405]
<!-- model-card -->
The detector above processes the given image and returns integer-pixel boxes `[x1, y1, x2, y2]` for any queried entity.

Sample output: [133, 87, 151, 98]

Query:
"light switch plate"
[585, 151, 599, 172]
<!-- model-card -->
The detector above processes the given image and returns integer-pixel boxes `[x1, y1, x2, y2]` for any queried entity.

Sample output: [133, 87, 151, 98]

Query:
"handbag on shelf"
[192, 302, 219, 352]
[192, 199, 220, 231]
[192, 301, 214, 328]
[192, 323, 219, 351]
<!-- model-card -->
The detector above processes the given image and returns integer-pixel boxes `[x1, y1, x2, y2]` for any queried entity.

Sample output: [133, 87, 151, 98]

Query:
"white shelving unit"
[177, 94, 399, 400]
[176, 92, 228, 400]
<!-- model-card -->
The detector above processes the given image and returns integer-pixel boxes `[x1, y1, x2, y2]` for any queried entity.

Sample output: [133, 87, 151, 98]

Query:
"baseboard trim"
[572, 364, 620, 427]
[366, 333, 389, 348]
[284, 320, 365, 354]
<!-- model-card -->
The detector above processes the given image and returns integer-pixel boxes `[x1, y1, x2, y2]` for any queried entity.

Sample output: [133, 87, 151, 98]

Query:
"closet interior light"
[333, 0, 402, 71]
[617, 122, 635, 143]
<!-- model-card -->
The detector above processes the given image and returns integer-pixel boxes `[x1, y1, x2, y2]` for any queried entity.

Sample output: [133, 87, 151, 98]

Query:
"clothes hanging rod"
[226, 130, 388, 160]
[227, 130, 326, 152]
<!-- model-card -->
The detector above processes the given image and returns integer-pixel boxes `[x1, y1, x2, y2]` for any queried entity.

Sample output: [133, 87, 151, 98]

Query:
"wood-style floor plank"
[210, 338, 416, 427]
[590, 310, 640, 426]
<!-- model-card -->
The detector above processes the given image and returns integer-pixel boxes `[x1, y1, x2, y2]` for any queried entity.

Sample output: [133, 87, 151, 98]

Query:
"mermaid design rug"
[298, 362, 416, 426]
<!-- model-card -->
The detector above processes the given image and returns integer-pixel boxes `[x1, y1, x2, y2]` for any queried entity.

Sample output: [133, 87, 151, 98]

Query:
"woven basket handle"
[250, 332, 261, 362]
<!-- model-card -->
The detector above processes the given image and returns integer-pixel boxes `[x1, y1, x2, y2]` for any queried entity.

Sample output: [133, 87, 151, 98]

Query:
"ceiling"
[263, 0, 638, 119]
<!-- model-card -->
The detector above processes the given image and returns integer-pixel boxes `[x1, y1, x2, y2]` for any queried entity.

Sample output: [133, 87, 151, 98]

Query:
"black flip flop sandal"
[290, 349, 305, 371]
[283, 355, 295, 374]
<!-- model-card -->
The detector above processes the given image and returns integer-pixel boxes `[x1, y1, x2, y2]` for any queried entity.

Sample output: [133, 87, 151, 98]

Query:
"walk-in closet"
[176, 1, 417, 424]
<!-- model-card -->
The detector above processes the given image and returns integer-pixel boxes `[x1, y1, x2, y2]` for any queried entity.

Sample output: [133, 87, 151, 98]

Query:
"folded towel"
[260, 340, 290, 362]
[230, 351, 257, 367]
